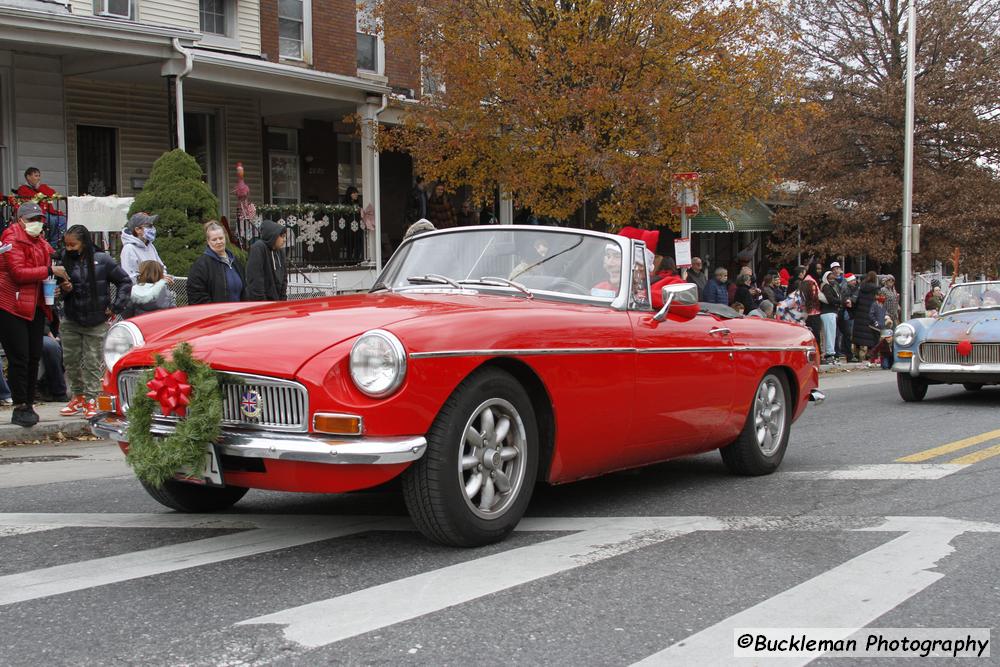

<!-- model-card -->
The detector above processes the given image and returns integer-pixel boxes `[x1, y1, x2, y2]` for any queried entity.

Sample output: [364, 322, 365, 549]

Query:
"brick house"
[0, 0, 419, 288]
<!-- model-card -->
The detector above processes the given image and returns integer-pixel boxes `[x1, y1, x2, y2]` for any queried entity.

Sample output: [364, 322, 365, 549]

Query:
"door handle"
[709, 327, 731, 336]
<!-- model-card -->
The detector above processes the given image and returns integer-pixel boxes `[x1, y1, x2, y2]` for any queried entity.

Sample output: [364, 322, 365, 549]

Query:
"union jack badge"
[239, 390, 263, 419]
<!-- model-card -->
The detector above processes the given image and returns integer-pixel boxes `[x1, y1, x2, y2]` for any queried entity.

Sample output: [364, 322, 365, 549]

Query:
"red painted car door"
[627, 311, 736, 459]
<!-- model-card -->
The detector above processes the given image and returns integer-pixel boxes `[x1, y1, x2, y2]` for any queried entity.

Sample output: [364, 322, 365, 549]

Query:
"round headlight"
[894, 323, 915, 347]
[103, 321, 144, 370]
[349, 329, 406, 398]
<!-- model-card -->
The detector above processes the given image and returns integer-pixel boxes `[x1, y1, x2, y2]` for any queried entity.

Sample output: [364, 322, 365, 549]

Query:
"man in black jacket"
[246, 220, 288, 301]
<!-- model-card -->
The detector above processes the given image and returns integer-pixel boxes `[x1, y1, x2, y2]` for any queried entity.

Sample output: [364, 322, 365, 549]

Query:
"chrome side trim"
[411, 345, 813, 359]
[410, 347, 634, 359]
[89, 414, 425, 465]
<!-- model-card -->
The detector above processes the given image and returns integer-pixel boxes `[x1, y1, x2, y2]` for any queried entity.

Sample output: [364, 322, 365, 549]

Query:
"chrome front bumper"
[89, 413, 426, 465]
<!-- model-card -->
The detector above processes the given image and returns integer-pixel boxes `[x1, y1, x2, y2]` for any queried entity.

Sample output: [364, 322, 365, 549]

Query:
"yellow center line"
[948, 443, 1000, 465]
[896, 429, 1000, 463]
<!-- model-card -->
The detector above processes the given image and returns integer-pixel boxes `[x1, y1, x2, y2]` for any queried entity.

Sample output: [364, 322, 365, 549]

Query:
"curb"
[0, 417, 92, 443]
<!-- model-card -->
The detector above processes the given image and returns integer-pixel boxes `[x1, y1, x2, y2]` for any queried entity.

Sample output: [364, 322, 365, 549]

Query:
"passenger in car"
[591, 244, 621, 298]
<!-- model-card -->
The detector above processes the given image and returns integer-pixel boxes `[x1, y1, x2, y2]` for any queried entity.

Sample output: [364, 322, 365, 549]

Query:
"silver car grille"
[920, 342, 1000, 365]
[117, 369, 309, 432]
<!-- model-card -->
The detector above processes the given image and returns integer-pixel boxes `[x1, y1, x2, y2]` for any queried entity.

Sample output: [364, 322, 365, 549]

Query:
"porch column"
[359, 95, 383, 271]
[161, 57, 188, 151]
[499, 191, 513, 225]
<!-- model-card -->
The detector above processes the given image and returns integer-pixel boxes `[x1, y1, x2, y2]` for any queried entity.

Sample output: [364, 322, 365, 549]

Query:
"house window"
[337, 137, 362, 198]
[268, 128, 299, 204]
[421, 57, 445, 97]
[356, 0, 381, 73]
[200, 0, 227, 35]
[278, 0, 311, 62]
[184, 112, 221, 201]
[94, 0, 135, 19]
[77, 126, 118, 196]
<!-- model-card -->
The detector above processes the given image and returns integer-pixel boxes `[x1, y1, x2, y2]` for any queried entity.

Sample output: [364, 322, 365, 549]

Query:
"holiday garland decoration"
[125, 343, 223, 488]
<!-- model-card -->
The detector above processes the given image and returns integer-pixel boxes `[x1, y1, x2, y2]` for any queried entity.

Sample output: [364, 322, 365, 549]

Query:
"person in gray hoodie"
[120, 212, 169, 283]
[245, 219, 288, 301]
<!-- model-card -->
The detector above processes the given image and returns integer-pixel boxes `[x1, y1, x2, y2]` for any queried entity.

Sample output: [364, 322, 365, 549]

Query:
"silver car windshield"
[376, 228, 625, 302]
[939, 282, 1000, 314]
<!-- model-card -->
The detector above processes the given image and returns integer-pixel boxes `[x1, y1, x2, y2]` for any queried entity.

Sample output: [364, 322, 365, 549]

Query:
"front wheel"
[140, 479, 248, 512]
[720, 371, 791, 476]
[403, 368, 539, 547]
[897, 373, 928, 402]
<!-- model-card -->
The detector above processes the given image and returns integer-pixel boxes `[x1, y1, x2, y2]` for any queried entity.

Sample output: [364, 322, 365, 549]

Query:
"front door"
[628, 311, 735, 459]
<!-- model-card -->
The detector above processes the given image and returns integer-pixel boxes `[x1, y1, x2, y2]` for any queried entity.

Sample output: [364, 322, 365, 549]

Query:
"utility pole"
[901, 0, 916, 321]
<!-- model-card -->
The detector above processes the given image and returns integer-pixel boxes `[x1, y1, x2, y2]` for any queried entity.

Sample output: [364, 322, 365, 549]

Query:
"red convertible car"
[92, 226, 823, 546]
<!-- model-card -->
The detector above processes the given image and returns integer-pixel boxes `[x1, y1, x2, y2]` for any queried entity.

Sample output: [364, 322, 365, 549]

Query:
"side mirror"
[653, 283, 699, 321]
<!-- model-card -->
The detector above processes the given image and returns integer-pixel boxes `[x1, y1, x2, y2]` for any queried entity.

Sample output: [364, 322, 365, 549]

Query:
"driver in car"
[591, 244, 621, 298]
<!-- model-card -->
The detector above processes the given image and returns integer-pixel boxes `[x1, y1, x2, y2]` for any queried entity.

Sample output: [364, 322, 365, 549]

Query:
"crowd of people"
[681, 258, 902, 367]
[0, 203, 290, 428]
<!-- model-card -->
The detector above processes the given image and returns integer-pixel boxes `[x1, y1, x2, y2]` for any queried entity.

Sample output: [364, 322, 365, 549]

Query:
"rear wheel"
[140, 479, 248, 512]
[403, 368, 538, 547]
[963, 383, 983, 392]
[897, 373, 928, 402]
[720, 372, 791, 476]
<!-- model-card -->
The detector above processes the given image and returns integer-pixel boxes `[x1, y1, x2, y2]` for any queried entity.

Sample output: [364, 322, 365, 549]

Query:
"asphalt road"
[0, 369, 997, 665]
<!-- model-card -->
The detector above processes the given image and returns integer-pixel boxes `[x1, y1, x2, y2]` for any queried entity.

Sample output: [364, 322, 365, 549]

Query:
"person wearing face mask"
[0, 202, 69, 427]
[120, 212, 169, 284]
[57, 225, 132, 418]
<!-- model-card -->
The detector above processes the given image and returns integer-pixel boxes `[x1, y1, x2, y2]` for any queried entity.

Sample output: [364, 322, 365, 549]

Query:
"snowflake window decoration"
[338, 217, 347, 230]
[350, 220, 359, 232]
[331, 230, 338, 243]
[297, 212, 330, 252]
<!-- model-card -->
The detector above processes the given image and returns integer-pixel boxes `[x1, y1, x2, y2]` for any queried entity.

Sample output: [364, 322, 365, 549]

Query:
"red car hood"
[121, 293, 504, 377]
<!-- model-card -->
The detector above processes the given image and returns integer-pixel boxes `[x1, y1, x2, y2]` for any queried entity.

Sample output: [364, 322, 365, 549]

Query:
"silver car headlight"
[350, 329, 406, 398]
[894, 323, 915, 347]
[103, 321, 145, 370]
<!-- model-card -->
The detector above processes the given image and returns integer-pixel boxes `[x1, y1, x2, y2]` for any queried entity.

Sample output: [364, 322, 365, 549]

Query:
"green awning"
[690, 199, 773, 234]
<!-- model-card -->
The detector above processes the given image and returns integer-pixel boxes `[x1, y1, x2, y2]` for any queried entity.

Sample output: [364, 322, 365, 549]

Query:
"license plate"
[175, 444, 224, 487]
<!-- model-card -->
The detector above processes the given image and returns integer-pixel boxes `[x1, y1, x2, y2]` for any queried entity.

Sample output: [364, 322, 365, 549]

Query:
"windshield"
[376, 228, 626, 302]
[939, 282, 1000, 314]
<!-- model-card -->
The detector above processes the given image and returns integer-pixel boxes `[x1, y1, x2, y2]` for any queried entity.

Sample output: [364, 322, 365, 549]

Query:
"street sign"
[674, 237, 692, 268]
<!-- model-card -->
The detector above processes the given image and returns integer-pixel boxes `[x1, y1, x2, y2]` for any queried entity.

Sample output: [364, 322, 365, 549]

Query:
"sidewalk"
[819, 360, 891, 374]
[0, 402, 92, 444]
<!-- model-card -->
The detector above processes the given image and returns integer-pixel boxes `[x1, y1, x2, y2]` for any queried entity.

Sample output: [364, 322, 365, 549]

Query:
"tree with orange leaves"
[377, 0, 800, 229]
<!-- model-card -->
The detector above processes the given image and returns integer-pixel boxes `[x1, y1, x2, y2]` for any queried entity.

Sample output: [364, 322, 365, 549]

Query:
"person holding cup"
[57, 225, 131, 418]
[0, 202, 67, 427]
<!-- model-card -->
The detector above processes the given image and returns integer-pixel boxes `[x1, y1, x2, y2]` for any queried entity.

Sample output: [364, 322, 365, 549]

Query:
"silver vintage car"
[893, 280, 1000, 401]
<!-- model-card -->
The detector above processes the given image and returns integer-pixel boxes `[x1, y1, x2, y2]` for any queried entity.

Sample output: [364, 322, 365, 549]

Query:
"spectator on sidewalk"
[820, 271, 843, 363]
[704, 267, 730, 305]
[685, 257, 707, 299]
[0, 369, 12, 406]
[16, 167, 66, 248]
[0, 202, 68, 427]
[120, 212, 169, 284]
[748, 299, 774, 319]
[246, 220, 288, 302]
[58, 224, 132, 418]
[426, 183, 457, 229]
[123, 260, 176, 318]
[187, 222, 247, 304]
[852, 271, 880, 359]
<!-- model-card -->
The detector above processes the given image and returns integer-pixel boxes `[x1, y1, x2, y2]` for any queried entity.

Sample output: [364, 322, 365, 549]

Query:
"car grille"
[920, 342, 1000, 365]
[117, 369, 309, 432]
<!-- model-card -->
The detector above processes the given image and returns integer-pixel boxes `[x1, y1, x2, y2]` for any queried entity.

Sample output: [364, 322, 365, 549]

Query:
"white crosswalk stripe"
[1, 512, 997, 664]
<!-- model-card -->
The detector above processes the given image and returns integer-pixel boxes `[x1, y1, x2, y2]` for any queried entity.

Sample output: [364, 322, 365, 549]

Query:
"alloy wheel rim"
[457, 398, 527, 519]
[753, 376, 786, 456]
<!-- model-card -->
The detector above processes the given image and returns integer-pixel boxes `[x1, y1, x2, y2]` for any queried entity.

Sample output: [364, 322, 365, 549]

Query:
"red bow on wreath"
[146, 366, 192, 417]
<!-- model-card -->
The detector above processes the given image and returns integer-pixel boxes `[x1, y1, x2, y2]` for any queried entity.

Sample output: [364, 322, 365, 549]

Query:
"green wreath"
[125, 342, 223, 488]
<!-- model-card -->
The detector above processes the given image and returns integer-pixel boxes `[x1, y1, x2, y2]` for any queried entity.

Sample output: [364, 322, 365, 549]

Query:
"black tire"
[402, 368, 539, 547]
[963, 383, 983, 392]
[720, 371, 791, 476]
[140, 479, 248, 512]
[897, 373, 928, 402]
